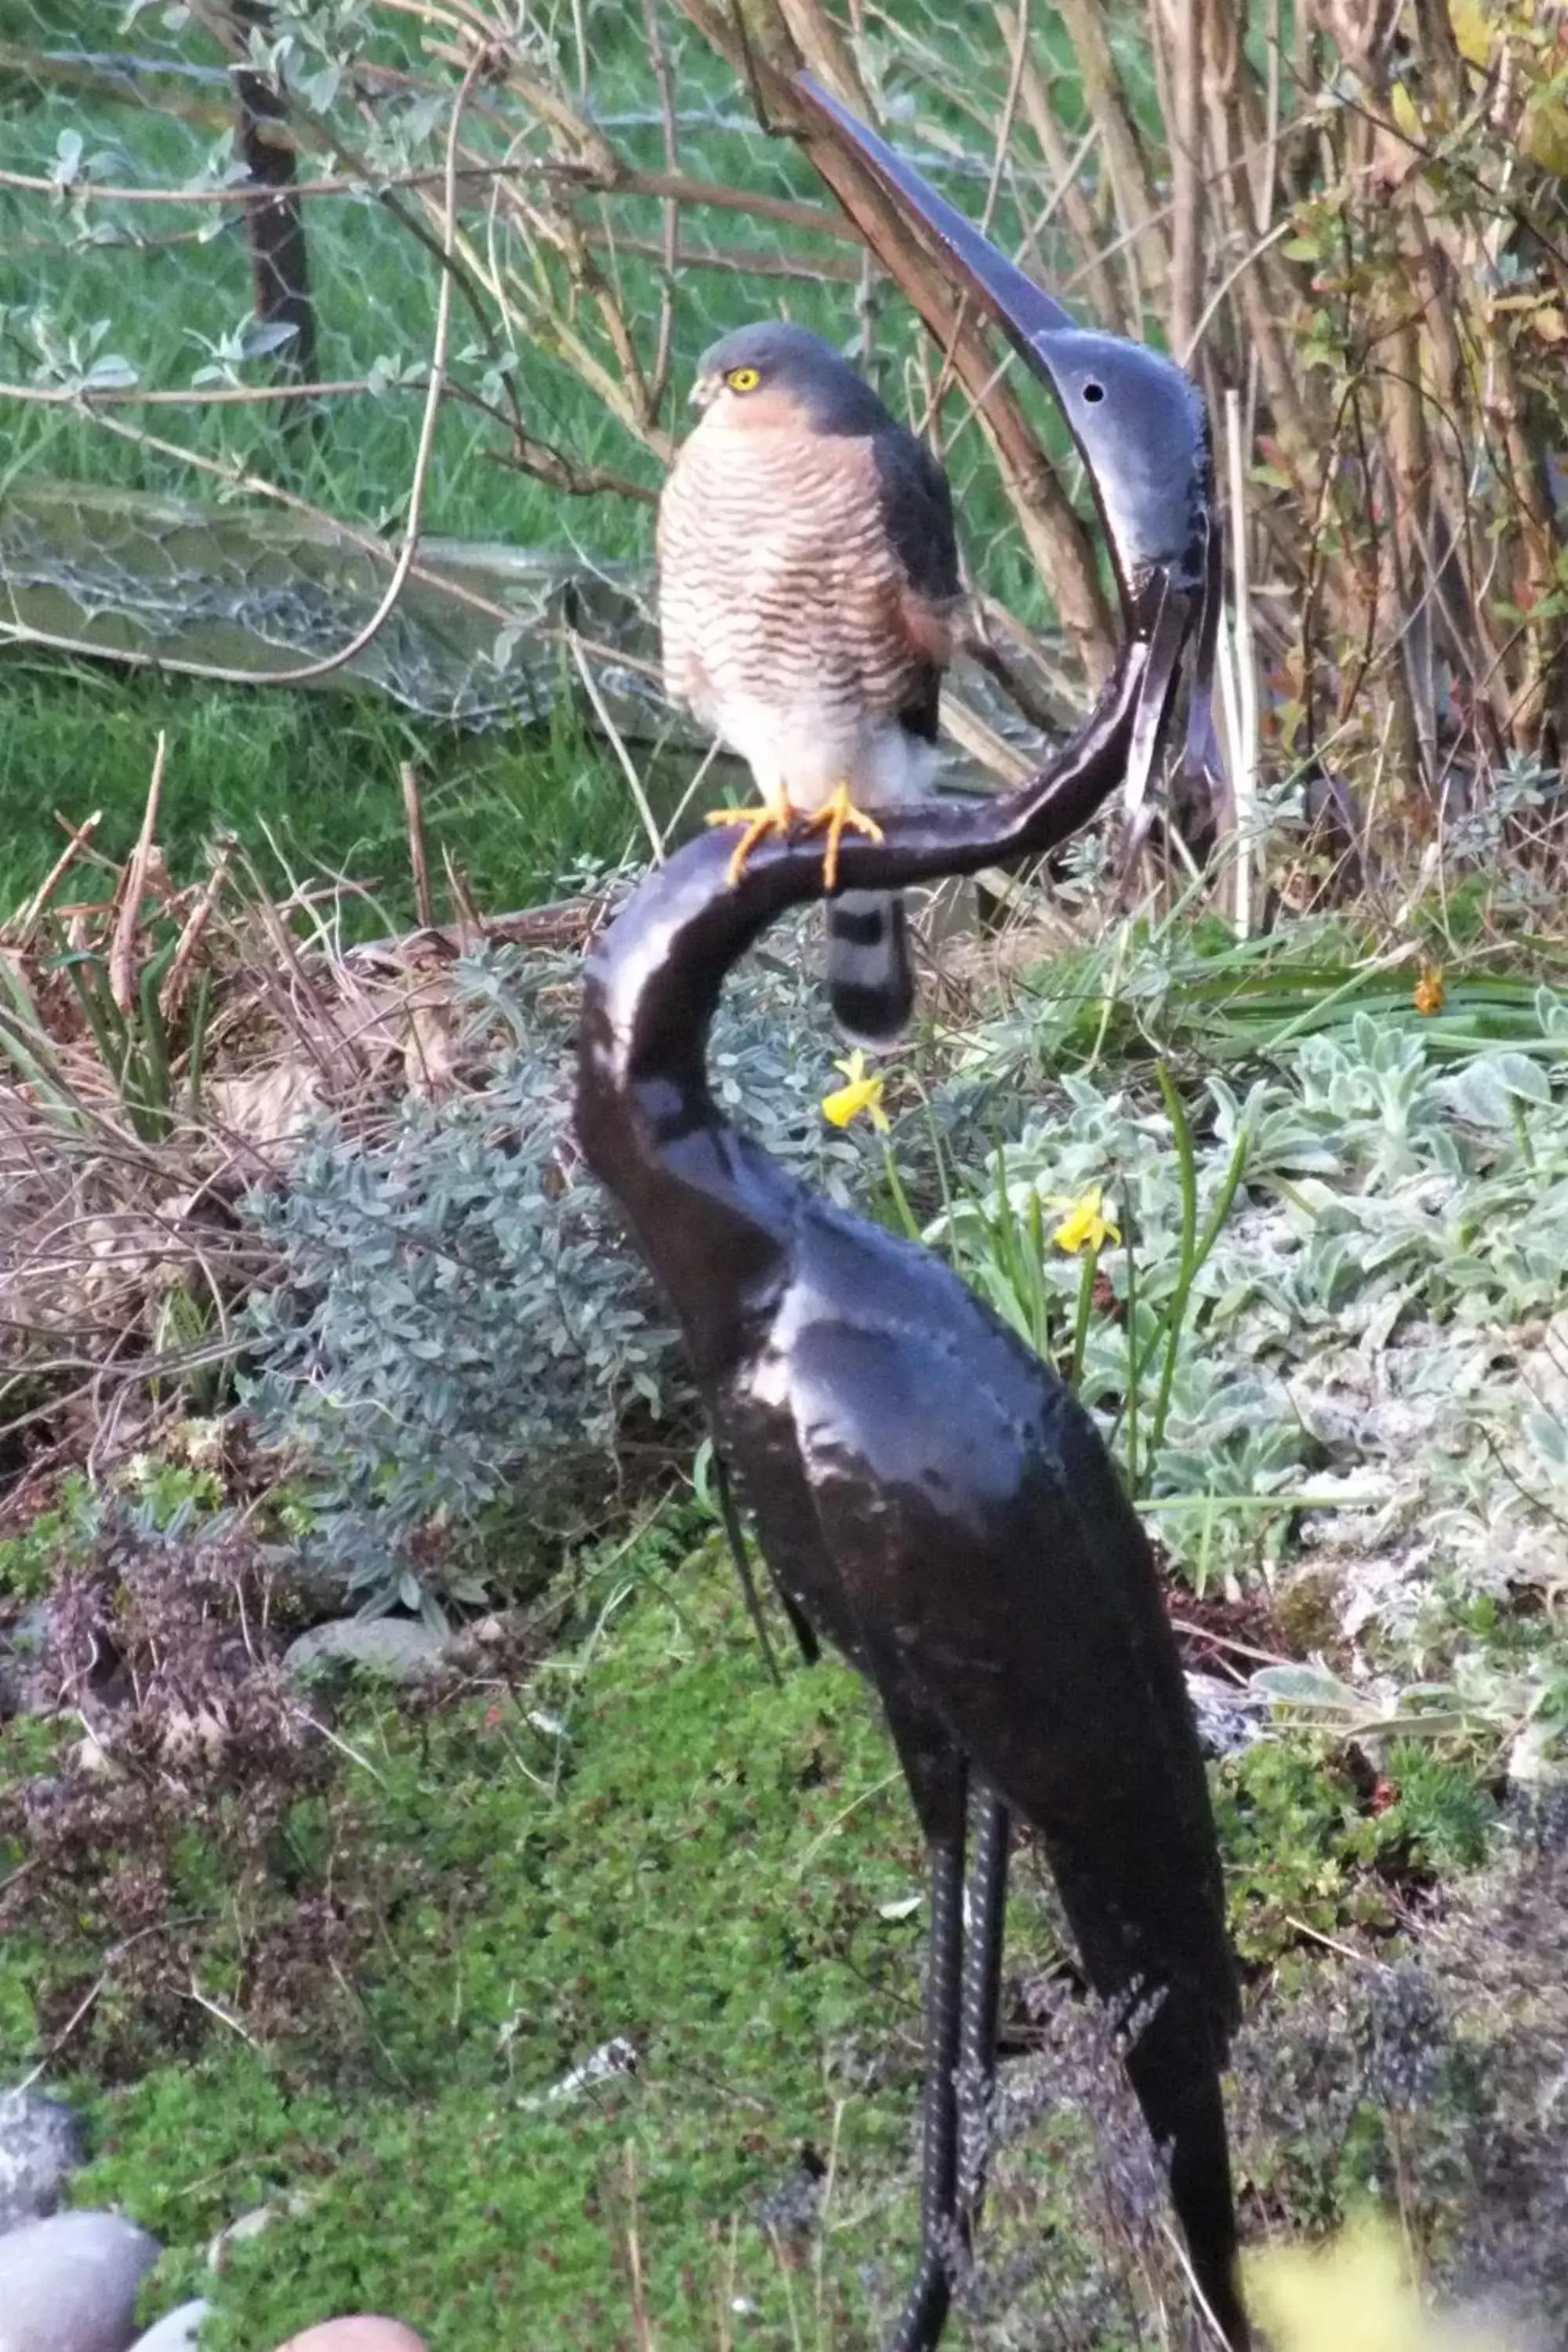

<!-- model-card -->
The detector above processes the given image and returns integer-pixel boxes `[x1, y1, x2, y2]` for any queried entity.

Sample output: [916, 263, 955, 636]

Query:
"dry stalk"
[161, 841, 236, 1029]
[1054, 0, 1167, 310]
[996, 2, 1128, 333]
[1157, 0, 1204, 362]
[10, 815, 104, 953]
[107, 734, 169, 1018]
[400, 764, 436, 932]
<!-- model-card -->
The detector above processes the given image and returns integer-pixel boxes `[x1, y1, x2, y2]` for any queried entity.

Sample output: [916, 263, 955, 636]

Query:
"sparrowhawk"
[657, 320, 961, 1041]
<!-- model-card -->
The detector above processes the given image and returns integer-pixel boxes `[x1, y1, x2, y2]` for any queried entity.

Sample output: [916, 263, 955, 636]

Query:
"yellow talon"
[800, 781, 884, 892]
[706, 793, 793, 885]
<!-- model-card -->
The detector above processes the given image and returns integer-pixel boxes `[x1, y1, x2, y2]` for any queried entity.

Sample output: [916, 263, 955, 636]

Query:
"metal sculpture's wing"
[782, 1290, 1236, 2041]
[780, 1278, 1247, 2332]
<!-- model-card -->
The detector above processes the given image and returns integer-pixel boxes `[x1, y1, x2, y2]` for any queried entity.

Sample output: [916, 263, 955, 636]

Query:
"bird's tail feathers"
[1123, 1989, 1250, 2350]
[824, 888, 914, 1044]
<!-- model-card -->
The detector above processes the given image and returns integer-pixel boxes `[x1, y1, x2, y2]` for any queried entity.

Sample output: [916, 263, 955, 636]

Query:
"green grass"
[0, 655, 654, 928]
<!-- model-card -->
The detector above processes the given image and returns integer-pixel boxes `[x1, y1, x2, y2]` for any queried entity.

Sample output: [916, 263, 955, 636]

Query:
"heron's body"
[657, 324, 960, 1042]
[575, 649, 1247, 2343]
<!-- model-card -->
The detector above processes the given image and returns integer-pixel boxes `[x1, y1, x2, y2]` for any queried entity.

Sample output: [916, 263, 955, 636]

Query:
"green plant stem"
[880, 1141, 921, 1244]
[1025, 1185, 1050, 1356]
[1140, 1065, 1252, 1475]
[1069, 1241, 1098, 1390]
[1148, 1061, 1200, 1470]
[918, 1091, 955, 1239]
[183, 971, 212, 1109]
[1122, 1178, 1140, 1494]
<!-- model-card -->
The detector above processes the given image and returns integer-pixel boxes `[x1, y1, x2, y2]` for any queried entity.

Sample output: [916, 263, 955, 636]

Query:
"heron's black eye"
[1082, 379, 1105, 404]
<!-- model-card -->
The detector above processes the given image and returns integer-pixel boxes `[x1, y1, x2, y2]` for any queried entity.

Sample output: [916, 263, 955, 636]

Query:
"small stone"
[281, 1619, 448, 1686]
[1185, 1669, 1265, 1759]
[0, 2085, 86, 2229]
[272, 2323, 428, 2352]
[129, 2303, 211, 2352]
[206, 2191, 310, 2273]
[0, 2209, 160, 2352]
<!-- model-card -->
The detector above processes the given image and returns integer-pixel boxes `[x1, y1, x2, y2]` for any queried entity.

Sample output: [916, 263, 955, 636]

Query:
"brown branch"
[107, 735, 168, 1018]
[0, 158, 855, 243]
[1157, 0, 1204, 359]
[641, 0, 681, 419]
[1055, 0, 1167, 309]
[995, 2, 1128, 333]
[401, 764, 435, 931]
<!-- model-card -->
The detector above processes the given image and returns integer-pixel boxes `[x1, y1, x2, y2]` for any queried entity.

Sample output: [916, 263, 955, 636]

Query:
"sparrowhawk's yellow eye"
[726, 365, 760, 392]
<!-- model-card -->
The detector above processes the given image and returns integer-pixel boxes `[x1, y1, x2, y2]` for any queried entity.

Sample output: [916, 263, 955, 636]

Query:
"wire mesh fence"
[3, 3, 1568, 858]
[0, 2, 1142, 758]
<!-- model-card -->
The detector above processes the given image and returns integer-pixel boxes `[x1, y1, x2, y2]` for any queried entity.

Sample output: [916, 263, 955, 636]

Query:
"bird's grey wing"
[870, 426, 961, 743]
[785, 1308, 1237, 2040]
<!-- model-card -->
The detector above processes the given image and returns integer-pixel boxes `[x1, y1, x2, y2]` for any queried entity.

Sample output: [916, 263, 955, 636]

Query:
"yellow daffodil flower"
[1049, 1183, 1120, 1255]
[821, 1049, 890, 1134]
[1414, 964, 1445, 1017]
[1247, 2217, 1516, 2352]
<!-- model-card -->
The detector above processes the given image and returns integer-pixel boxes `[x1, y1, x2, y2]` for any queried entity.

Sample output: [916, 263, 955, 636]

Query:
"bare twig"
[568, 632, 666, 865]
[161, 840, 236, 1029]
[10, 813, 104, 951]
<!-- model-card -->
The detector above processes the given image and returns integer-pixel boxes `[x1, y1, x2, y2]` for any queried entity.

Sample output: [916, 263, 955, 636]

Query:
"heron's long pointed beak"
[793, 70, 1221, 865]
[796, 75, 1076, 358]
[1123, 574, 1196, 842]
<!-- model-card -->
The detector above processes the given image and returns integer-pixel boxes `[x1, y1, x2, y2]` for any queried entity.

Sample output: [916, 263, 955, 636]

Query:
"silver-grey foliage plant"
[238, 934, 871, 1618]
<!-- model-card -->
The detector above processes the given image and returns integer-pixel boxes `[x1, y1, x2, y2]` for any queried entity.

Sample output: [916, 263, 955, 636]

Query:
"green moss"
[6, 1513, 1505, 2345]
[1381, 1744, 1497, 1876]
[1271, 1570, 1347, 1660]
[65, 1536, 934, 2347]
[0, 1473, 95, 1602]
[1213, 1740, 1400, 1964]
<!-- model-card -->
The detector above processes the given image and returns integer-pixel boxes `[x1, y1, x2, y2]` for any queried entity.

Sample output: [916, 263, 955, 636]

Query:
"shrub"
[238, 940, 874, 1616]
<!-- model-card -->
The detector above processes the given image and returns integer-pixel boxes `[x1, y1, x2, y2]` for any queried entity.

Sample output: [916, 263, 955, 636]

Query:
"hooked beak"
[792, 70, 1221, 866]
[689, 370, 721, 411]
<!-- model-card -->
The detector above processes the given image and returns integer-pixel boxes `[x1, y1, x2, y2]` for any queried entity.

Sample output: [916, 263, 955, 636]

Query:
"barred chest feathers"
[657, 425, 931, 764]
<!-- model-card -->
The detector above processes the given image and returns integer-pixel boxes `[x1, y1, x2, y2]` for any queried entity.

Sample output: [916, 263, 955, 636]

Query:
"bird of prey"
[656, 319, 961, 1044]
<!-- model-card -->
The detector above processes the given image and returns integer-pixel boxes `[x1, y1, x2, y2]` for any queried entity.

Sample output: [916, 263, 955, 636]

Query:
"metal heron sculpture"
[575, 95, 1247, 2352]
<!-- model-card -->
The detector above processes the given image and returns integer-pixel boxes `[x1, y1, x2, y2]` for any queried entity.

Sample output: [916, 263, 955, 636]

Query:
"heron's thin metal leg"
[890, 1818, 967, 2352]
[956, 1784, 1010, 2231]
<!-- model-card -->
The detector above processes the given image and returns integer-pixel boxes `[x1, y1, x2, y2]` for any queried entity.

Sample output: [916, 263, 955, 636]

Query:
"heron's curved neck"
[575, 857, 821, 1377]
[573, 612, 1169, 1356]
